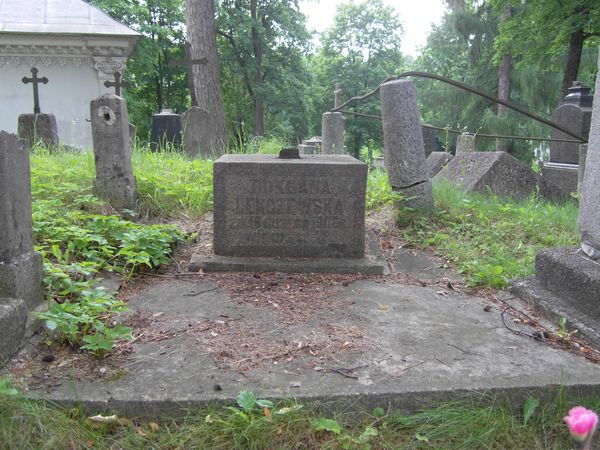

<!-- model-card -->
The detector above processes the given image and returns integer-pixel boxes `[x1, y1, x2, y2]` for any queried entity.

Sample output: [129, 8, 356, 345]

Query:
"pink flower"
[564, 406, 598, 443]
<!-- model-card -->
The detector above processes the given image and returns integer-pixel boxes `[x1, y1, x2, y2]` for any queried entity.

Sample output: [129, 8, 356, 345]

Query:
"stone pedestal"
[541, 163, 579, 199]
[456, 133, 477, 153]
[321, 112, 345, 154]
[213, 154, 367, 258]
[380, 79, 433, 209]
[91, 95, 137, 211]
[151, 109, 182, 151]
[0, 298, 27, 365]
[182, 106, 224, 158]
[17, 113, 59, 149]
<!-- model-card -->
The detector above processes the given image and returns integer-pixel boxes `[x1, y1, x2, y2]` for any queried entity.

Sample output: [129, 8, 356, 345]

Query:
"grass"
[0, 382, 596, 449]
[394, 180, 579, 288]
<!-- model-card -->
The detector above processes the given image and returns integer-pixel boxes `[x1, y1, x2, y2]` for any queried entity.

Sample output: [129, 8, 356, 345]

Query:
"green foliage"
[399, 181, 578, 288]
[366, 169, 398, 211]
[31, 147, 188, 355]
[1, 388, 597, 449]
[311, 0, 404, 158]
[523, 396, 540, 426]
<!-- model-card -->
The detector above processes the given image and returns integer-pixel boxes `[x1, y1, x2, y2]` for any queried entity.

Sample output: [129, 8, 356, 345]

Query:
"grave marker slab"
[151, 109, 182, 151]
[213, 154, 367, 258]
[91, 95, 136, 210]
[426, 151, 454, 177]
[321, 112, 345, 155]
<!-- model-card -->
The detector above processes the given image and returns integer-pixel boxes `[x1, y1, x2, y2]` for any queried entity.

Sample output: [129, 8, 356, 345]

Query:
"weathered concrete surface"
[15, 276, 600, 418]
[434, 151, 539, 201]
[456, 133, 477, 153]
[17, 113, 59, 149]
[426, 152, 454, 177]
[541, 163, 579, 199]
[213, 154, 367, 258]
[91, 95, 136, 211]
[321, 112, 345, 155]
[0, 298, 27, 366]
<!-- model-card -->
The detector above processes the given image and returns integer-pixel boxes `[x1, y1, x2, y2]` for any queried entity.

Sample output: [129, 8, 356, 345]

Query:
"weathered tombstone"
[510, 52, 600, 346]
[422, 126, 438, 157]
[322, 84, 345, 155]
[212, 154, 367, 258]
[90, 95, 137, 211]
[542, 82, 592, 198]
[456, 133, 477, 153]
[18, 67, 59, 149]
[181, 106, 225, 157]
[578, 144, 588, 194]
[103, 72, 137, 152]
[426, 151, 454, 177]
[0, 131, 44, 362]
[298, 137, 321, 155]
[434, 151, 539, 200]
[380, 79, 433, 209]
[151, 109, 182, 151]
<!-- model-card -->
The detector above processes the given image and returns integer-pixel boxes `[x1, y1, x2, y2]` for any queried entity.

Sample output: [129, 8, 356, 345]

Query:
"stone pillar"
[578, 144, 587, 194]
[151, 109, 182, 151]
[182, 106, 225, 158]
[456, 133, 477, 153]
[579, 53, 600, 258]
[17, 113, 59, 149]
[380, 79, 433, 209]
[321, 112, 345, 155]
[0, 131, 44, 362]
[91, 95, 137, 211]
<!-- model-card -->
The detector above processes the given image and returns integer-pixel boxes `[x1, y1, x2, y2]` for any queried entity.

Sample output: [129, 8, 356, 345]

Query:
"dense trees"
[89, 0, 598, 162]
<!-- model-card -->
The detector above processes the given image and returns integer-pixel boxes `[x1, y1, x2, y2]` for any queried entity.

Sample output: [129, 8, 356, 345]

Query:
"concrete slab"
[10, 276, 600, 418]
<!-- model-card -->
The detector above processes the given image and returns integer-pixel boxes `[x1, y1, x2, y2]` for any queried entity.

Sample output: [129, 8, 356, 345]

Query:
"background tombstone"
[298, 136, 321, 155]
[151, 109, 182, 151]
[426, 151, 454, 177]
[380, 79, 433, 209]
[91, 95, 137, 211]
[456, 133, 477, 153]
[542, 82, 592, 198]
[422, 126, 438, 157]
[0, 131, 44, 362]
[17, 67, 59, 149]
[181, 106, 225, 158]
[322, 84, 345, 155]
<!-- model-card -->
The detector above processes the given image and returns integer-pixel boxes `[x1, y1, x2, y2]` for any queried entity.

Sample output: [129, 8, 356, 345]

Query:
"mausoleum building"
[0, 0, 139, 148]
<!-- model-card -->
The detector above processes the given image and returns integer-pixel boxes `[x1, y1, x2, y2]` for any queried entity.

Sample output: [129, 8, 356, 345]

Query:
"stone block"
[321, 112, 345, 154]
[298, 144, 318, 155]
[422, 127, 438, 157]
[151, 110, 182, 151]
[182, 106, 225, 158]
[0, 251, 44, 309]
[91, 95, 137, 211]
[426, 152, 453, 177]
[541, 162, 578, 199]
[579, 51, 600, 255]
[434, 151, 539, 200]
[17, 113, 59, 149]
[0, 298, 27, 365]
[213, 154, 367, 258]
[535, 247, 600, 321]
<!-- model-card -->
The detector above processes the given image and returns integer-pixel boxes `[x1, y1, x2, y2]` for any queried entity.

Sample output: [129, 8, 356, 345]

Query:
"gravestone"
[380, 79, 433, 209]
[298, 136, 321, 155]
[422, 126, 438, 157]
[426, 151, 454, 177]
[17, 67, 59, 148]
[542, 82, 592, 198]
[212, 154, 367, 258]
[510, 50, 600, 346]
[456, 133, 477, 153]
[90, 95, 137, 211]
[434, 151, 539, 200]
[151, 109, 182, 151]
[0, 131, 44, 362]
[321, 112, 345, 154]
[181, 106, 226, 158]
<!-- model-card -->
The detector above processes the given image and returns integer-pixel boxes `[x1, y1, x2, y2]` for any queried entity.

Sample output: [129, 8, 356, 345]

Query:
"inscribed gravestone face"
[213, 154, 367, 258]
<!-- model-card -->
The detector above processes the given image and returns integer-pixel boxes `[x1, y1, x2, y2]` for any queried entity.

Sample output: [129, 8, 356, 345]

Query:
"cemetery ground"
[1, 141, 599, 449]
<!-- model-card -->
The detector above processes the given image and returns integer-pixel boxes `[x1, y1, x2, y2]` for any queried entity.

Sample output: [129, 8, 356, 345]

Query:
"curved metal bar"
[331, 71, 587, 143]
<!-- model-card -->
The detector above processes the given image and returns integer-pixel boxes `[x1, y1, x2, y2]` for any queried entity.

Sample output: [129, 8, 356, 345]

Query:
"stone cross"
[334, 83, 343, 108]
[185, 42, 209, 107]
[104, 72, 123, 96]
[21, 67, 48, 114]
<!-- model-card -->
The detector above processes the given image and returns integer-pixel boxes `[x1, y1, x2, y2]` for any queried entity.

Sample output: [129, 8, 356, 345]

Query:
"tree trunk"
[251, 0, 265, 136]
[185, 0, 228, 153]
[560, 26, 585, 100]
[496, 5, 512, 152]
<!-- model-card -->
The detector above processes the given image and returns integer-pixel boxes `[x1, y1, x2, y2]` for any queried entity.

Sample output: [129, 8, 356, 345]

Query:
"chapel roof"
[0, 0, 139, 36]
